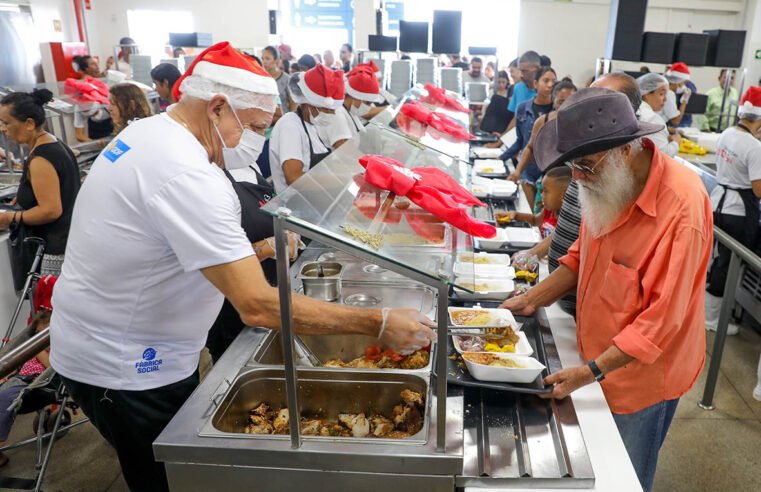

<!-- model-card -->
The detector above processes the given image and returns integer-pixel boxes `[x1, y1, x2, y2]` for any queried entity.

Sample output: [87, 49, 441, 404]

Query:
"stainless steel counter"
[155, 246, 595, 491]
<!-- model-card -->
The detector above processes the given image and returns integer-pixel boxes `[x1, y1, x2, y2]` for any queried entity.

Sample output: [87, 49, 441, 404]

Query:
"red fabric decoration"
[423, 83, 470, 113]
[358, 155, 496, 238]
[399, 101, 474, 142]
[64, 77, 110, 105]
[33, 275, 57, 311]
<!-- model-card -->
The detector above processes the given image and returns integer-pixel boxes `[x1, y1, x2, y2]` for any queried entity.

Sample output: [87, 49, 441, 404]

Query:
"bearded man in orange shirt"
[502, 87, 712, 492]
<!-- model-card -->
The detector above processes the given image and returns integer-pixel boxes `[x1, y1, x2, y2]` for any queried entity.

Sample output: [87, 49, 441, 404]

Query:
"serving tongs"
[293, 337, 322, 367]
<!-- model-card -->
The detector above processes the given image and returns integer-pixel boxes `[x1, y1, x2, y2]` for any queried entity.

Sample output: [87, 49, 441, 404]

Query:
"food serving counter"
[155, 97, 637, 490]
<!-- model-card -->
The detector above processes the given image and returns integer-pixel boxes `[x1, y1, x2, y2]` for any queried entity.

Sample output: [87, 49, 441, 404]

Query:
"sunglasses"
[565, 150, 611, 176]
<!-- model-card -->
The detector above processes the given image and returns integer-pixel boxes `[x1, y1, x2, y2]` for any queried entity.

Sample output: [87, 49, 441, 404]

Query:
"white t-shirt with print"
[49, 113, 254, 391]
[710, 126, 761, 216]
[269, 111, 329, 194]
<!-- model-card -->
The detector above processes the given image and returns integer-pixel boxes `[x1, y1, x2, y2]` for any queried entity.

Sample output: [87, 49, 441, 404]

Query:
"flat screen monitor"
[399, 21, 429, 54]
[368, 35, 398, 52]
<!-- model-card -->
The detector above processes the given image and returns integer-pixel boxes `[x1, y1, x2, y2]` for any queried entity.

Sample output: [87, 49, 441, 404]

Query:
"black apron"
[206, 167, 277, 363]
[297, 107, 331, 168]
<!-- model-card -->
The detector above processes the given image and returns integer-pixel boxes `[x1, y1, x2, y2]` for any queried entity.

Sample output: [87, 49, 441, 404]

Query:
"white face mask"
[675, 85, 685, 94]
[350, 102, 373, 118]
[311, 109, 342, 145]
[213, 102, 265, 170]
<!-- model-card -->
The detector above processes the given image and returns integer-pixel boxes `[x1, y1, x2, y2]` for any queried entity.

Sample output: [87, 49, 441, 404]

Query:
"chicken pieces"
[243, 389, 426, 439]
[323, 349, 429, 370]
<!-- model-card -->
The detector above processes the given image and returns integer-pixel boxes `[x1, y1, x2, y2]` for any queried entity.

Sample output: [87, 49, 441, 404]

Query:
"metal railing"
[699, 226, 761, 410]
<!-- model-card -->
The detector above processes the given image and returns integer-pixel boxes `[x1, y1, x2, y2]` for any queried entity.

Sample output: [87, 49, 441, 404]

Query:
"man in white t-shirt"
[270, 66, 351, 193]
[49, 42, 435, 492]
[705, 86, 761, 337]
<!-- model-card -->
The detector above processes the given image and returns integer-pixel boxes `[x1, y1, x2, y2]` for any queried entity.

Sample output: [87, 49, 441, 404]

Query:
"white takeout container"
[463, 353, 546, 383]
[457, 252, 511, 266]
[475, 228, 509, 250]
[472, 147, 504, 159]
[453, 279, 515, 300]
[453, 331, 533, 356]
[474, 159, 506, 176]
[504, 227, 542, 248]
[447, 306, 518, 328]
[453, 262, 515, 279]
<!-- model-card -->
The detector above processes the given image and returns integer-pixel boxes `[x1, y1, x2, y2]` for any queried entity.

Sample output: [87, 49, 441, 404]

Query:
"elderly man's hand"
[539, 365, 596, 400]
[379, 308, 437, 355]
[499, 292, 536, 316]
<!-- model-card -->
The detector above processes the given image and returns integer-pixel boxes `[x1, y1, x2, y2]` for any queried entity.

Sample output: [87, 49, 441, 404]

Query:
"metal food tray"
[199, 367, 433, 446]
[437, 321, 552, 395]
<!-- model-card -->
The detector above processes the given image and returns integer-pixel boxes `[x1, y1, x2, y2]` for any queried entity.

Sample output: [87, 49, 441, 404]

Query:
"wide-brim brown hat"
[534, 87, 663, 172]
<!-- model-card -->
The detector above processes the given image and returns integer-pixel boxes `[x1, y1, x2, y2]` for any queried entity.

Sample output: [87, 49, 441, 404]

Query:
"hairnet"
[637, 73, 669, 96]
[178, 74, 277, 112]
[287, 73, 307, 105]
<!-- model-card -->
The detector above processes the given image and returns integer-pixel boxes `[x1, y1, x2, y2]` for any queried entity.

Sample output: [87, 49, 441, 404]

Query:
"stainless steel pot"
[298, 262, 343, 301]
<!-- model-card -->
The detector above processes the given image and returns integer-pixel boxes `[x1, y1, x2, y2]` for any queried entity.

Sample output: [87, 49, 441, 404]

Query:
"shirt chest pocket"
[599, 262, 643, 317]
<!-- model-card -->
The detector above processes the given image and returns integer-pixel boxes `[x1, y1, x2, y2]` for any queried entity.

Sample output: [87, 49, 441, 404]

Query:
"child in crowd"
[495, 166, 572, 239]
[0, 309, 53, 467]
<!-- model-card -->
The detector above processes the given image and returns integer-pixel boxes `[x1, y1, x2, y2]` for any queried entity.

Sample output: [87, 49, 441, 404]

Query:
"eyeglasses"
[566, 150, 611, 176]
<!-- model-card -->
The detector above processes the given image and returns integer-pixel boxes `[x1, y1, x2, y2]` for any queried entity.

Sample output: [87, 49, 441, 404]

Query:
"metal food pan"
[249, 331, 435, 373]
[200, 368, 431, 445]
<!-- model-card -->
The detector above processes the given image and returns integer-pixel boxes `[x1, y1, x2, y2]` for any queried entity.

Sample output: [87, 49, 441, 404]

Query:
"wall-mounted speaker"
[674, 33, 709, 66]
[399, 21, 429, 54]
[604, 0, 648, 61]
[704, 30, 746, 67]
[269, 10, 277, 35]
[641, 32, 676, 64]
[431, 10, 461, 54]
[368, 35, 397, 52]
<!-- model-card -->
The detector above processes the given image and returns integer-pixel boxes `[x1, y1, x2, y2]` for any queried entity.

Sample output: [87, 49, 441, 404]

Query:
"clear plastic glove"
[264, 232, 304, 261]
[512, 251, 540, 273]
[378, 308, 437, 355]
[681, 86, 692, 104]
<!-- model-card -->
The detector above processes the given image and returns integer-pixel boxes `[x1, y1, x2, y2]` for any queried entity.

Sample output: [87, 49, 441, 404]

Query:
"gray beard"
[577, 150, 638, 236]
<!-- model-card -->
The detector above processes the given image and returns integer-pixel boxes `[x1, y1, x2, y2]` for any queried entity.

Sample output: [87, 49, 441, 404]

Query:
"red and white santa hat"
[665, 62, 690, 83]
[292, 64, 345, 110]
[345, 61, 382, 103]
[738, 86, 761, 118]
[173, 41, 278, 112]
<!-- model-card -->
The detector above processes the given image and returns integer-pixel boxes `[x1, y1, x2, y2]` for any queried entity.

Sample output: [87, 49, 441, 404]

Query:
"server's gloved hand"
[681, 86, 692, 104]
[378, 308, 437, 355]
[264, 232, 304, 261]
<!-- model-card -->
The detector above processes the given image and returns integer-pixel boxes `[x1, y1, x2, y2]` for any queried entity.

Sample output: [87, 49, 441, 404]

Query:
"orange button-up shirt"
[560, 141, 713, 414]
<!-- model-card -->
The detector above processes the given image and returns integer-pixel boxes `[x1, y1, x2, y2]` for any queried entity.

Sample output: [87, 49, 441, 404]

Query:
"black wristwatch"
[588, 360, 605, 382]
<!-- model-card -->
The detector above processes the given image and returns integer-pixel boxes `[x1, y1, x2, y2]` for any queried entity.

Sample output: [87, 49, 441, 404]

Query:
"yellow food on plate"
[484, 342, 516, 353]
[458, 254, 494, 264]
[480, 167, 495, 173]
[464, 352, 525, 368]
[679, 138, 708, 155]
[458, 283, 492, 292]
[496, 215, 512, 225]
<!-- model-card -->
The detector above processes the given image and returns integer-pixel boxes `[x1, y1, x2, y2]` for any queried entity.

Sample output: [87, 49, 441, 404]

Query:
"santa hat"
[665, 62, 690, 83]
[738, 86, 761, 118]
[345, 61, 382, 103]
[172, 41, 278, 110]
[294, 65, 345, 110]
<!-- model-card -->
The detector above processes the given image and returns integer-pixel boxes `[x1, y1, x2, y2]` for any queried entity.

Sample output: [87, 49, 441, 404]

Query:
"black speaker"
[168, 33, 213, 48]
[641, 32, 676, 64]
[604, 0, 648, 61]
[431, 10, 461, 54]
[269, 10, 277, 35]
[674, 33, 709, 66]
[685, 93, 709, 115]
[399, 21, 429, 53]
[704, 30, 746, 67]
[368, 35, 397, 52]
[469, 46, 497, 56]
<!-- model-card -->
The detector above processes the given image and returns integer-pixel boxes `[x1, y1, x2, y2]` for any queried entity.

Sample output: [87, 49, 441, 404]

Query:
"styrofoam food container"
[475, 228, 509, 250]
[453, 262, 515, 278]
[474, 159, 506, 175]
[453, 279, 515, 300]
[453, 330, 533, 356]
[448, 306, 518, 329]
[504, 227, 542, 248]
[457, 252, 511, 266]
[463, 353, 546, 383]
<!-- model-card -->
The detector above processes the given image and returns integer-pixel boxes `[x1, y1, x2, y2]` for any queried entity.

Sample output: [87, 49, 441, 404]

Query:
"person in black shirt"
[339, 43, 353, 72]
[0, 90, 80, 277]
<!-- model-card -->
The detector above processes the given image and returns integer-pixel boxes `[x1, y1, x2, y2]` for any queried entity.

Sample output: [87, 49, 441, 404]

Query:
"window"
[126, 10, 194, 61]
[281, 0, 354, 60]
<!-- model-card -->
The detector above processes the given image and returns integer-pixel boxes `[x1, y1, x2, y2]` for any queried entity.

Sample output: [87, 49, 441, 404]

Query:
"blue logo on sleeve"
[136, 347, 162, 374]
[103, 139, 131, 163]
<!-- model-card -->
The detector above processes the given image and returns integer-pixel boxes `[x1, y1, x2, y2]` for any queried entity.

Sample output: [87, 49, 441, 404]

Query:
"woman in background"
[108, 83, 153, 134]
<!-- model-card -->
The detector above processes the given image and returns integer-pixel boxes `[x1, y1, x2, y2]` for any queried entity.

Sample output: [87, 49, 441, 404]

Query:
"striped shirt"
[548, 180, 581, 316]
